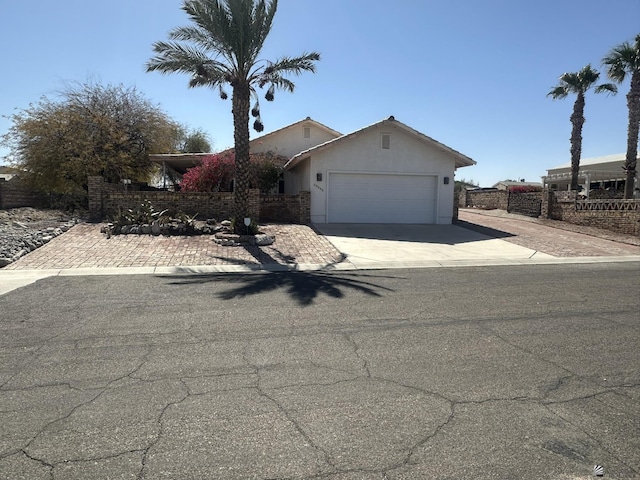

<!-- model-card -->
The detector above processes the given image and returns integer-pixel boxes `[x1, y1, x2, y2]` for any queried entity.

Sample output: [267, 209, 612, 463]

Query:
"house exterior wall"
[300, 124, 456, 224]
[250, 121, 339, 159]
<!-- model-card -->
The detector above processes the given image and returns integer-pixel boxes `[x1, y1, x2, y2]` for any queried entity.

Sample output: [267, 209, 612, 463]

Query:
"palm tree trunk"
[569, 93, 586, 192]
[624, 71, 640, 199]
[231, 82, 251, 232]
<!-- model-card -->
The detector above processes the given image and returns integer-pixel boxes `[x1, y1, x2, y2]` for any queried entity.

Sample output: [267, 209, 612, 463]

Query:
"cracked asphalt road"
[1, 263, 639, 479]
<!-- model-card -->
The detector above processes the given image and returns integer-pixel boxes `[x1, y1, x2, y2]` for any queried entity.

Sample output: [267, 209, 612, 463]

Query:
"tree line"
[548, 34, 640, 199]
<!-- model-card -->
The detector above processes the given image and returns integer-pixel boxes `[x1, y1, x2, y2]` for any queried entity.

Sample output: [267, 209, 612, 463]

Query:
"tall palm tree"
[602, 34, 640, 199]
[146, 0, 320, 230]
[548, 65, 617, 192]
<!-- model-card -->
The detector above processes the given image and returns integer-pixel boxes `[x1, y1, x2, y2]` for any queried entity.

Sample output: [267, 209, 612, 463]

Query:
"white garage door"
[328, 173, 437, 223]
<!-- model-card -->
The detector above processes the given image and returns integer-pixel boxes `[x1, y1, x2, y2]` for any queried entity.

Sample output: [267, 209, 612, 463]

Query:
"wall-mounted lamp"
[316, 173, 323, 182]
[443, 176, 450, 185]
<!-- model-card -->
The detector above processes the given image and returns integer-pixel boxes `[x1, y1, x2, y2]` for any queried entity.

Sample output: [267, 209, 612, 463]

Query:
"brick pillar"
[88, 176, 104, 222]
[458, 188, 468, 208]
[248, 189, 260, 222]
[0, 178, 5, 209]
[299, 191, 311, 224]
[540, 188, 551, 218]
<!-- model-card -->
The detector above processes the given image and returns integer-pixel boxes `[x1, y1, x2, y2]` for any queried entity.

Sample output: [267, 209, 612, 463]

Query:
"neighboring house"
[493, 180, 542, 190]
[0, 166, 19, 181]
[284, 116, 475, 224]
[542, 152, 639, 195]
[151, 116, 476, 224]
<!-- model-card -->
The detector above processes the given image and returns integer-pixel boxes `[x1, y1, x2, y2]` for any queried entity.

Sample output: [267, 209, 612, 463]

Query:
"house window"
[303, 127, 311, 139]
[381, 133, 391, 150]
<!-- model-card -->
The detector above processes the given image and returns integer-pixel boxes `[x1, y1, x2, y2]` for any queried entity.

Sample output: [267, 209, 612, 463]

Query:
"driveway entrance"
[314, 223, 552, 268]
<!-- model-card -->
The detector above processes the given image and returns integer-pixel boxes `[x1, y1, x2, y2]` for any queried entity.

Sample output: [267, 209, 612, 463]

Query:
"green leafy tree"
[146, 0, 319, 232]
[1, 82, 180, 200]
[179, 127, 213, 153]
[602, 34, 640, 199]
[547, 65, 617, 191]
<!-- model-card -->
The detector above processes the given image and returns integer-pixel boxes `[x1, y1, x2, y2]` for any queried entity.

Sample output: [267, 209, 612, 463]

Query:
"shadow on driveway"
[314, 223, 515, 245]
[454, 219, 515, 239]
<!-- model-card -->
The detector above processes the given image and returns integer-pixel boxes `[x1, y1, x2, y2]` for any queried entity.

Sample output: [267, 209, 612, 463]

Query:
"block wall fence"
[459, 188, 639, 236]
[0, 178, 46, 209]
[88, 176, 310, 224]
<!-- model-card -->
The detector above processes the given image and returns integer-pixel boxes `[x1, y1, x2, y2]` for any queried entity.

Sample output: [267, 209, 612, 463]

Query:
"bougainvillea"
[180, 150, 286, 193]
[180, 152, 236, 192]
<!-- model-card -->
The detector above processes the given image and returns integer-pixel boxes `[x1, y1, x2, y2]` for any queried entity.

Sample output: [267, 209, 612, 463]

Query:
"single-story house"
[151, 116, 476, 224]
[542, 152, 639, 195]
[283, 116, 475, 224]
[492, 180, 542, 190]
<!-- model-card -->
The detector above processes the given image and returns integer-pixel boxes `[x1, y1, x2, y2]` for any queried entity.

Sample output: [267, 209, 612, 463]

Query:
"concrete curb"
[2, 255, 638, 296]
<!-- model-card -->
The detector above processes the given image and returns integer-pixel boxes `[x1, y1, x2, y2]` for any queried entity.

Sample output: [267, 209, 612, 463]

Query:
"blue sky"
[0, 0, 638, 186]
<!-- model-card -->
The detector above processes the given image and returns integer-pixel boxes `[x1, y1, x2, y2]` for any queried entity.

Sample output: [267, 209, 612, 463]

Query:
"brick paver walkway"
[458, 209, 640, 257]
[4, 224, 344, 270]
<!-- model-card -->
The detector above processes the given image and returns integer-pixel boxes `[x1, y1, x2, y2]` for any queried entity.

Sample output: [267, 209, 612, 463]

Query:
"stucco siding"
[307, 125, 456, 224]
[251, 121, 338, 159]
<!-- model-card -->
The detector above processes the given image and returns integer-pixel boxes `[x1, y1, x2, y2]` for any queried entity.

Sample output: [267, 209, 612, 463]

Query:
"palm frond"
[147, 41, 215, 75]
[594, 83, 618, 95]
[602, 34, 640, 83]
[547, 85, 568, 99]
[265, 52, 321, 77]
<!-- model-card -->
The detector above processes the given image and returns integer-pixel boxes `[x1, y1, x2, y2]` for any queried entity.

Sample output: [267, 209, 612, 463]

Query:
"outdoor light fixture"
[444, 176, 450, 184]
[244, 217, 251, 235]
[316, 173, 323, 182]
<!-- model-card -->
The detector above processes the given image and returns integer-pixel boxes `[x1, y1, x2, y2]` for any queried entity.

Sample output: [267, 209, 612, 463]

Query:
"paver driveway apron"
[313, 223, 552, 268]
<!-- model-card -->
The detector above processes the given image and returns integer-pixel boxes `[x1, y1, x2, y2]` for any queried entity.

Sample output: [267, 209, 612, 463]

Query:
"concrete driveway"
[314, 211, 640, 269]
[314, 223, 554, 268]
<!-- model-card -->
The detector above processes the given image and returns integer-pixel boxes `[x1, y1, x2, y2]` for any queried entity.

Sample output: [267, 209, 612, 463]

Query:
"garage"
[328, 172, 437, 223]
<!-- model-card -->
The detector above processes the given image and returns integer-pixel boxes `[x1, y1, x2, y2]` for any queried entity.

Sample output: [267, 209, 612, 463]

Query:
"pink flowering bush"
[180, 152, 235, 192]
[180, 151, 286, 193]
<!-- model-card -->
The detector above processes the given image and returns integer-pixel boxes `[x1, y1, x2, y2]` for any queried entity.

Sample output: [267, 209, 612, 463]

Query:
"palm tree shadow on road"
[163, 269, 395, 306]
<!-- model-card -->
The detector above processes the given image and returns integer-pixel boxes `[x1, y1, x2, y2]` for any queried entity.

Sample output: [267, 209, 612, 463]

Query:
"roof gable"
[285, 116, 475, 170]
[250, 117, 341, 146]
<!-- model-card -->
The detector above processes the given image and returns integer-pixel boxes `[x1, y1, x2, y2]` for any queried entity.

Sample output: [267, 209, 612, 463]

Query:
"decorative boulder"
[254, 234, 275, 246]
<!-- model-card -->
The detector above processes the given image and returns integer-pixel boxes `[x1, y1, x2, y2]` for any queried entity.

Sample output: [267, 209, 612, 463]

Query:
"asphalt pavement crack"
[243, 344, 337, 471]
[137, 379, 190, 480]
[18, 449, 54, 479]
[341, 332, 370, 377]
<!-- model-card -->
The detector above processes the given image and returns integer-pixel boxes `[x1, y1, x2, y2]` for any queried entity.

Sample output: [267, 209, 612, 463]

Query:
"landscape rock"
[255, 234, 275, 246]
[0, 207, 82, 268]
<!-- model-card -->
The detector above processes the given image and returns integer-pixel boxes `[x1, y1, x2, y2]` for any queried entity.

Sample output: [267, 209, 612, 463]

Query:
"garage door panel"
[328, 173, 436, 224]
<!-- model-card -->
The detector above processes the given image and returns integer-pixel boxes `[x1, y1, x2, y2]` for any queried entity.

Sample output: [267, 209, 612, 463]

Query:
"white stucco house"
[151, 116, 476, 224]
[542, 152, 639, 195]
[279, 116, 475, 224]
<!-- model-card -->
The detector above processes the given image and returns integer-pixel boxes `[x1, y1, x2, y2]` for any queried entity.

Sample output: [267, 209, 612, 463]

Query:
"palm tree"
[547, 65, 617, 192]
[602, 34, 640, 199]
[146, 0, 320, 230]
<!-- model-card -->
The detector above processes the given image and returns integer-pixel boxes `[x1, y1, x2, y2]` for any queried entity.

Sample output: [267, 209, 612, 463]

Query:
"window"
[303, 126, 311, 139]
[381, 133, 391, 150]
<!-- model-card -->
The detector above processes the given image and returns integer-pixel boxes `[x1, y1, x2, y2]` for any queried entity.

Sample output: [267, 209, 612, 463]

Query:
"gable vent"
[381, 133, 391, 150]
[303, 126, 311, 138]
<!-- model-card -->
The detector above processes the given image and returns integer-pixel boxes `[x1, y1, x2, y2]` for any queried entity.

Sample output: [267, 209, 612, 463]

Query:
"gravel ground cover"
[0, 207, 83, 267]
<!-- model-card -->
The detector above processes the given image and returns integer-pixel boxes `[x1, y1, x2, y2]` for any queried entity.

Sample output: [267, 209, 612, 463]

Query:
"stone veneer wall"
[541, 189, 639, 236]
[88, 176, 311, 224]
[507, 192, 542, 217]
[0, 178, 46, 209]
[462, 189, 509, 210]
